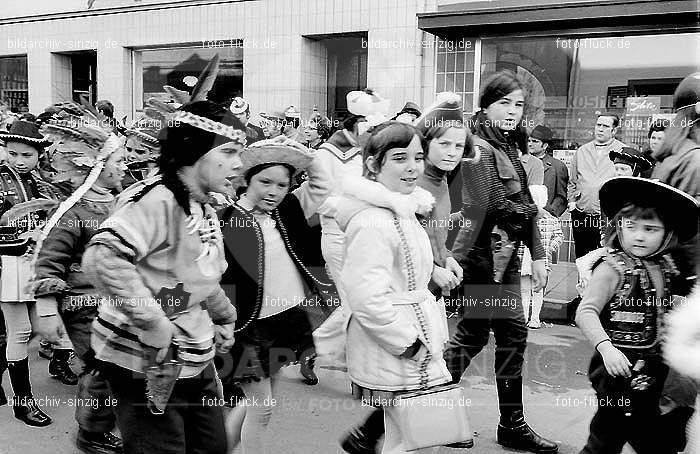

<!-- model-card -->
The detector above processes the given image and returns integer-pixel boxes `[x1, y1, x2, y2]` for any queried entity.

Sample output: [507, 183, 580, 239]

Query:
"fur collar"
[665, 286, 700, 379]
[339, 175, 435, 219]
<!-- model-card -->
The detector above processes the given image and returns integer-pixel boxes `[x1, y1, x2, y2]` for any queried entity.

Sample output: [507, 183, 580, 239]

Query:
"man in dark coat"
[528, 125, 568, 217]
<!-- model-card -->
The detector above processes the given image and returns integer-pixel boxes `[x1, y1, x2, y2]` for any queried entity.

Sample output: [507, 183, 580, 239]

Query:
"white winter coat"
[335, 176, 452, 392]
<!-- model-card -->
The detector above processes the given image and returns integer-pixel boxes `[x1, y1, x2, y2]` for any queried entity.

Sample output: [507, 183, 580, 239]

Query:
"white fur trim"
[339, 176, 435, 219]
[665, 287, 700, 379]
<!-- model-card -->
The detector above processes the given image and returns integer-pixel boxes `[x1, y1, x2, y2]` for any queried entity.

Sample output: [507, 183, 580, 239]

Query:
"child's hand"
[598, 341, 632, 377]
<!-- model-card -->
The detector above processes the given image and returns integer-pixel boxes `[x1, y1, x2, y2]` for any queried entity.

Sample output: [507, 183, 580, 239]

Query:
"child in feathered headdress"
[29, 101, 127, 452]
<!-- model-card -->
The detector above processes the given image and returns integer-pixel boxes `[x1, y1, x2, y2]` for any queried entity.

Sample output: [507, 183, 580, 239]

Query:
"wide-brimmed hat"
[0, 120, 52, 148]
[599, 176, 699, 241]
[414, 92, 463, 135]
[239, 135, 315, 180]
[608, 147, 653, 174]
[530, 125, 553, 143]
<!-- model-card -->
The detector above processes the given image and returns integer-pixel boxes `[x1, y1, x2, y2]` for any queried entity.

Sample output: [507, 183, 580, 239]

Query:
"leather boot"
[496, 377, 558, 453]
[76, 429, 124, 454]
[8, 357, 52, 426]
[0, 340, 7, 406]
[300, 354, 319, 386]
[49, 349, 78, 385]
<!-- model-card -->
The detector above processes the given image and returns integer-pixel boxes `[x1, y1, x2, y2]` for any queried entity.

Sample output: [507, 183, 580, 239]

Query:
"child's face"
[614, 162, 634, 177]
[6, 141, 39, 174]
[619, 215, 666, 257]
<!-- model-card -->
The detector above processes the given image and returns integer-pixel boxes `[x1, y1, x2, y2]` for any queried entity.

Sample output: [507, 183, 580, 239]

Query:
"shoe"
[76, 429, 124, 454]
[48, 355, 79, 386]
[300, 355, 318, 386]
[13, 396, 52, 426]
[38, 340, 54, 360]
[445, 439, 474, 448]
[497, 418, 558, 453]
[527, 321, 541, 329]
[340, 429, 376, 454]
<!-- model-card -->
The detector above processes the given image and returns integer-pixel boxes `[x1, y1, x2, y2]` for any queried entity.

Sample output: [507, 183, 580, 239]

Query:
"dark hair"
[244, 162, 295, 186]
[362, 121, 426, 177]
[343, 114, 365, 133]
[424, 123, 474, 161]
[479, 70, 524, 110]
[151, 101, 244, 215]
[597, 113, 620, 128]
[647, 118, 669, 138]
[604, 203, 669, 249]
[96, 100, 114, 118]
[309, 113, 332, 142]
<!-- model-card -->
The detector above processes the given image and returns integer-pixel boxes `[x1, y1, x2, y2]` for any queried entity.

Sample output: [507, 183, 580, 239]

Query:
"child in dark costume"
[575, 176, 699, 454]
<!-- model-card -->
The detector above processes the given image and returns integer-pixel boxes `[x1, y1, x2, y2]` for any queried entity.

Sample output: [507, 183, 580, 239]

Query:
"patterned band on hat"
[172, 111, 247, 146]
[128, 129, 159, 146]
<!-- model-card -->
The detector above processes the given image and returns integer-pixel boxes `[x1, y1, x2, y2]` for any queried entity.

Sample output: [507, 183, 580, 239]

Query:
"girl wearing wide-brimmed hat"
[217, 135, 333, 453]
[0, 118, 66, 427]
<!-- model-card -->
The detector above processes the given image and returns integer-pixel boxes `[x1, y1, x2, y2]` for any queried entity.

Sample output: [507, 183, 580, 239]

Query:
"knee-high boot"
[7, 357, 52, 426]
[0, 342, 7, 406]
[496, 377, 558, 453]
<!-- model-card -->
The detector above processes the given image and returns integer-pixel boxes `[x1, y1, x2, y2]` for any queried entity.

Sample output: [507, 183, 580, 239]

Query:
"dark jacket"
[452, 136, 545, 268]
[218, 194, 332, 333]
[540, 153, 569, 217]
[246, 124, 265, 145]
[33, 200, 113, 314]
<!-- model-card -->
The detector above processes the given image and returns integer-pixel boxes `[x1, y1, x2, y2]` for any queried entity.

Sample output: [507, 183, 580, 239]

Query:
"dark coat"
[540, 153, 569, 217]
[218, 193, 332, 333]
[452, 136, 545, 269]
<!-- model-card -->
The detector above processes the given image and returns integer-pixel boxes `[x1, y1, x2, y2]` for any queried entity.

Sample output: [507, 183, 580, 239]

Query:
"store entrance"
[69, 50, 97, 105]
[324, 35, 367, 123]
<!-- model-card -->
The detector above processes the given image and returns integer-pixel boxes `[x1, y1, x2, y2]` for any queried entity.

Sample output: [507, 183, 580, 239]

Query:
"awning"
[418, 0, 700, 38]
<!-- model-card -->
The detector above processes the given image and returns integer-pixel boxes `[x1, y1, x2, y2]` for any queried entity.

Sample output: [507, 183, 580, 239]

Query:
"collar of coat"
[338, 176, 435, 220]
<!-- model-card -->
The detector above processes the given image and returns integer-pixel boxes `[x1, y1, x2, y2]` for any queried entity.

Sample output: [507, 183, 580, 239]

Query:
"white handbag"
[392, 217, 473, 451]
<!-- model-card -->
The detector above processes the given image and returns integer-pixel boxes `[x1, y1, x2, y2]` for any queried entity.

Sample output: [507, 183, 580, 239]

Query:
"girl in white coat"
[335, 121, 453, 454]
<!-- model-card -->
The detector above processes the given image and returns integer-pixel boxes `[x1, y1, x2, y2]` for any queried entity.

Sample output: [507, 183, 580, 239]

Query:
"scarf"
[472, 111, 521, 195]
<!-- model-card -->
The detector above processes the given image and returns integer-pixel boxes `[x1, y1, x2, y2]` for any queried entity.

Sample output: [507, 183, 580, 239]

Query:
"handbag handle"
[393, 216, 432, 390]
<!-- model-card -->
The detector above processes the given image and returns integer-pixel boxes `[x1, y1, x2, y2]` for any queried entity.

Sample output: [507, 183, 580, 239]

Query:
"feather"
[147, 98, 179, 114]
[0, 199, 59, 225]
[163, 86, 191, 105]
[190, 54, 220, 102]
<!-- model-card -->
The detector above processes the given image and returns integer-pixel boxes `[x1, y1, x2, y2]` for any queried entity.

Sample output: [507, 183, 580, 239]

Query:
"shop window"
[435, 38, 476, 114]
[480, 32, 698, 152]
[0, 56, 29, 113]
[135, 45, 243, 111]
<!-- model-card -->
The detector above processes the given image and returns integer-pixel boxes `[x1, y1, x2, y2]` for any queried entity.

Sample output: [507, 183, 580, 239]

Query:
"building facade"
[0, 0, 441, 124]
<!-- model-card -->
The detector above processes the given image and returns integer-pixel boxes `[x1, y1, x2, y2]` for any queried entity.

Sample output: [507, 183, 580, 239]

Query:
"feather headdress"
[31, 101, 124, 271]
[141, 54, 245, 147]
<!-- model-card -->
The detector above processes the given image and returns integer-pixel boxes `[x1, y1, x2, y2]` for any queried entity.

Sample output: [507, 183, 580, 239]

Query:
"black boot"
[300, 354, 319, 386]
[38, 339, 54, 360]
[0, 342, 7, 406]
[340, 409, 384, 454]
[496, 378, 558, 453]
[8, 357, 52, 426]
[76, 429, 124, 454]
[49, 349, 78, 385]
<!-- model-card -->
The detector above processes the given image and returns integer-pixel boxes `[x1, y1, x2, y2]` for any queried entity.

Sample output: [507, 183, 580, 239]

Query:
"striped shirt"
[85, 178, 236, 378]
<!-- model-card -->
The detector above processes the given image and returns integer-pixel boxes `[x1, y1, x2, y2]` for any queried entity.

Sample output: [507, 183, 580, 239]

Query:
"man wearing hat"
[609, 147, 653, 177]
[393, 101, 422, 124]
[528, 125, 569, 217]
[230, 97, 265, 145]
